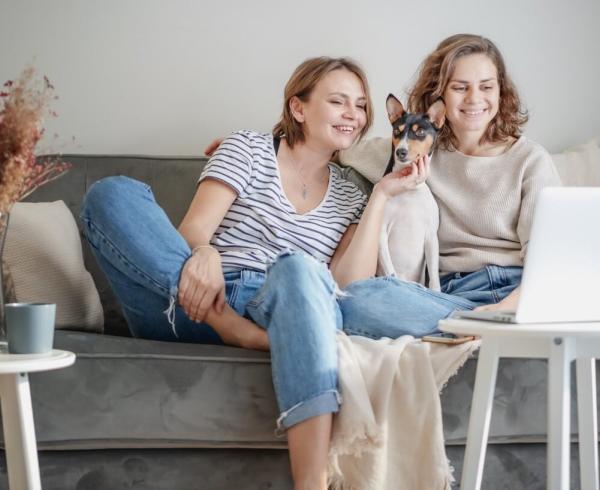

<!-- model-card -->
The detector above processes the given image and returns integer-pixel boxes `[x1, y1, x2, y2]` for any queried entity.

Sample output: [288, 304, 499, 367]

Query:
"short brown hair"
[408, 34, 528, 151]
[273, 57, 373, 148]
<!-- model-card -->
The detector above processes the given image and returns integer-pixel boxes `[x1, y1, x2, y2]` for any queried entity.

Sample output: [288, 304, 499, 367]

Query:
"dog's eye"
[393, 129, 401, 137]
[415, 128, 426, 137]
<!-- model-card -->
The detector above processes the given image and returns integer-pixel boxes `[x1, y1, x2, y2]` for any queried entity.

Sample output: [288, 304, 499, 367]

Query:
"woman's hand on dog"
[204, 138, 224, 157]
[374, 155, 430, 199]
[178, 246, 226, 323]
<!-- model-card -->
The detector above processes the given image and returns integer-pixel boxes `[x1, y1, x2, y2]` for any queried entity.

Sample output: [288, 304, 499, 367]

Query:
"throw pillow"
[338, 137, 391, 184]
[340, 136, 600, 188]
[551, 137, 600, 187]
[1, 259, 17, 328]
[3, 201, 104, 332]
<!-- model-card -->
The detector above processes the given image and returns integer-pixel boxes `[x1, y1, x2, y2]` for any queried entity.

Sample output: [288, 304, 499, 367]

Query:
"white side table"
[0, 344, 75, 490]
[439, 319, 600, 490]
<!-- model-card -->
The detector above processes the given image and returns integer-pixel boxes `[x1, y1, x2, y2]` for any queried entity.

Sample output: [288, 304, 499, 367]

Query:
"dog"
[377, 94, 445, 290]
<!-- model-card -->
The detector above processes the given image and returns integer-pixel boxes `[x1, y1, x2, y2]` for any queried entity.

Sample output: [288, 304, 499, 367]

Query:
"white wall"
[1, 0, 599, 155]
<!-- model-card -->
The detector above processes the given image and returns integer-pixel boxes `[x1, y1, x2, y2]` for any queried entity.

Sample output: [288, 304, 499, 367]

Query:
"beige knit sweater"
[340, 136, 561, 275]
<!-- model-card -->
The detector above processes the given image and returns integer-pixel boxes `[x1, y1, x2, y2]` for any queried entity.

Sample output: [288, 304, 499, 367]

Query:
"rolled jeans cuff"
[275, 389, 341, 436]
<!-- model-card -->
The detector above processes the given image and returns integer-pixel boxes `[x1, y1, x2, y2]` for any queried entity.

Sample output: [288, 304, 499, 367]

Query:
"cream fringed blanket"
[329, 333, 480, 490]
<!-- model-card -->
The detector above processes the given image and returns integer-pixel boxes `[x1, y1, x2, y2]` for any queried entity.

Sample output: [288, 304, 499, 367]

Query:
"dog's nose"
[396, 148, 408, 161]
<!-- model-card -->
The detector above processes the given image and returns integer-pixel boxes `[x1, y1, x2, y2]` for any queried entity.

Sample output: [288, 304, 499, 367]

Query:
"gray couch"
[0, 154, 595, 489]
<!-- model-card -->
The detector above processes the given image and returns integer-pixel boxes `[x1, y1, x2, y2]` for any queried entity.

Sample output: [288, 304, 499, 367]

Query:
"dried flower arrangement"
[0, 66, 71, 224]
[0, 67, 72, 329]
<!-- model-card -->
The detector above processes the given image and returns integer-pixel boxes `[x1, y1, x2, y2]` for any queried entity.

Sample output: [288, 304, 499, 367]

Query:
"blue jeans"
[80, 176, 522, 432]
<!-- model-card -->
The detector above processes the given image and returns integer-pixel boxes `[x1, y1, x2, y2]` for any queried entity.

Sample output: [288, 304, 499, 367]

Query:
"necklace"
[288, 151, 310, 200]
[286, 147, 329, 201]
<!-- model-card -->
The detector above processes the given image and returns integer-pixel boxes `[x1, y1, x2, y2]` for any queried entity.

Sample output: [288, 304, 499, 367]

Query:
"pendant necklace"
[288, 151, 310, 200]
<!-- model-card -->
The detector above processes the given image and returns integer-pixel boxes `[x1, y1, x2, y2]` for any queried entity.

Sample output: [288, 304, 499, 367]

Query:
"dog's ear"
[386, 94, 405, 124]
[427, 98, 446, 130]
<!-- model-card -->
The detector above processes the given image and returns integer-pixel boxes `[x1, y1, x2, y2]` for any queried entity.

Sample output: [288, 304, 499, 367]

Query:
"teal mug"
[5, 303, 56, 354]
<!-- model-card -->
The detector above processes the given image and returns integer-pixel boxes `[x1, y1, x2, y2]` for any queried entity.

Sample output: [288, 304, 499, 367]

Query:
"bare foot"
[205, 305, 269, 351]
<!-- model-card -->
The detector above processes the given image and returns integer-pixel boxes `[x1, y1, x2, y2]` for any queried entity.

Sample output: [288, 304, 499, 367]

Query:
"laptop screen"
[516, 187, 600, 323]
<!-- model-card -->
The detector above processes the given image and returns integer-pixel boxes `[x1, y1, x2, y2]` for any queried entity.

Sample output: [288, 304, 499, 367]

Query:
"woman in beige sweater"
[337, 33, 560, 335]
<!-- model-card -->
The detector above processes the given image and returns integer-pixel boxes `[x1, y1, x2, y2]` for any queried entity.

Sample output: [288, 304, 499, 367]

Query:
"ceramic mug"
[5, 303, 56, 354]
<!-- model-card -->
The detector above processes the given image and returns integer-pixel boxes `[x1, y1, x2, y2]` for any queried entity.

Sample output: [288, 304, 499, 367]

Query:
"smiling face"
[290, 68, 368, 153]
[443, 53, 500, 143]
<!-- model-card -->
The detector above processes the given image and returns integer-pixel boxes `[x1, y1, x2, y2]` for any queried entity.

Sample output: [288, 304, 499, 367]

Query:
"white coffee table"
[0, 343, 75, 490]
[439, 319, 600, 490]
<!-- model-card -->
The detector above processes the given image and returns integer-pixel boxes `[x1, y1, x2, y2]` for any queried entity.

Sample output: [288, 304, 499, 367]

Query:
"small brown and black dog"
[378, 94, 445, 290]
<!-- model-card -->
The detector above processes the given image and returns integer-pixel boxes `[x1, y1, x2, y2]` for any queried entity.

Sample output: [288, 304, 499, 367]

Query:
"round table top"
[0, 343, 76, 374]
[439, 318, 600, 338]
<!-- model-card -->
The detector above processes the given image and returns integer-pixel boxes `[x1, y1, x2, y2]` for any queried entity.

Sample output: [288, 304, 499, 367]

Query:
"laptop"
[451, 187, 600, 323]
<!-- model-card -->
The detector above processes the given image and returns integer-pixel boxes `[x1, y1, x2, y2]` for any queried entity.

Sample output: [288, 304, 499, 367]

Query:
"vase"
[0, 212, 9, 339]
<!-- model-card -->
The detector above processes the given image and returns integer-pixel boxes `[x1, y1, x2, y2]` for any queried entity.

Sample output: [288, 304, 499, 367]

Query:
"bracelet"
[191, 245, 216, 255]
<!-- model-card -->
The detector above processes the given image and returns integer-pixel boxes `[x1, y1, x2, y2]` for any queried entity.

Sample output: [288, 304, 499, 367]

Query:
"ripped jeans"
[80, 176, 522, 432]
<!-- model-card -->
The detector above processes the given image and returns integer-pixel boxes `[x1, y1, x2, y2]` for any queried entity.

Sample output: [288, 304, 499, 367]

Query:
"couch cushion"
[3, 201, 104, 332]
[26, 331, 282, 449]
[25, 155, 373, 336]
[3, 331, 592, 451]
[26, 155, 212, 335]
[339, 136, 600, 188]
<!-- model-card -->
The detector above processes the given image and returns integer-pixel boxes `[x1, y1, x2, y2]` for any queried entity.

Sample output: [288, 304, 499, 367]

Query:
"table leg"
[576, 357, 599, 490]
[0, 373, 42, 490]
[461, 338, 499, 490]
[548, 337, 574, 490]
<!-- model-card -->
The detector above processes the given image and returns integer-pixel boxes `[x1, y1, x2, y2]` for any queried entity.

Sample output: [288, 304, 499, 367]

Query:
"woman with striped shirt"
[81, 57, 429, 489]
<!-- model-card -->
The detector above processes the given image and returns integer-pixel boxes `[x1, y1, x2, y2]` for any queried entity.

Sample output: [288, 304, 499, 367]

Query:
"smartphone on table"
[422, 332, 475, 345]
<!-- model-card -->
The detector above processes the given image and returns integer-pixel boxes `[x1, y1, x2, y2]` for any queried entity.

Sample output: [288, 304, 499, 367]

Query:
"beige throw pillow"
[338, 137, 391, 184]
[4, 201, 104, 332]
[551, 137, 600, 187]
[1, 259, 17, 328]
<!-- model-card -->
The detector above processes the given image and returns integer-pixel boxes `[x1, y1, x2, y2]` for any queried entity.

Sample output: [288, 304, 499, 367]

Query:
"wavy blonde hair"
[273, 57, 373, 148]
[408, 34, 528, 151]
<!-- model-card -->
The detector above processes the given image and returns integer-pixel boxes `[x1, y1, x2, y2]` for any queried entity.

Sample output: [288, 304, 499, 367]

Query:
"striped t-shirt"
[198, 130, 367, 272]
